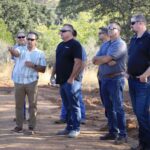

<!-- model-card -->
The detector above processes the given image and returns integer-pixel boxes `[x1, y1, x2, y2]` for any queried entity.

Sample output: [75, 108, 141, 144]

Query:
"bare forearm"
[68, 60, 82, 81]
[92, 56, 113, 65]
[51, 64, 56, 77]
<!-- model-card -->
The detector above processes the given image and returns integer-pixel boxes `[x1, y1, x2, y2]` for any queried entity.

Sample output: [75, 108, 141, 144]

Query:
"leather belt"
[104, 72, 125, 78]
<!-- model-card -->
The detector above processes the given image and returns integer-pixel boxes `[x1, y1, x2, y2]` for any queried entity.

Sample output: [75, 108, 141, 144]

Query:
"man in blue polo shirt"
[55, 24, 83, 138]
[128, 14, 150, 150]
[93, 22, 127, 144]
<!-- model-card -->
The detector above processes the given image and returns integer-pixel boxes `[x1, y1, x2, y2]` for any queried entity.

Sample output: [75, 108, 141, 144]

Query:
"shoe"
[12, 127, 23, 133]
[81, 119, 86, 125]
[54, 119, 66, 124]
[57, 129, 70, 135]
[26, 127, 35, 135]
[114, 136, 127, 145]
[68, 130, 80, 138]
[100, 133, 117, 140]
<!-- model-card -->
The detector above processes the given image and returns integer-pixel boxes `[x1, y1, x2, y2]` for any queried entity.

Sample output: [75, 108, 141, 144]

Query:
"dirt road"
[0, 85, 138, 150]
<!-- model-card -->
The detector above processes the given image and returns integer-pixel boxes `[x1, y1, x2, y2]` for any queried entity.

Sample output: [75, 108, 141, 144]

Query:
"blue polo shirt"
[96, 38, 127, 79]
[56, 39, 82, 85]
[127, 31, 150, 76]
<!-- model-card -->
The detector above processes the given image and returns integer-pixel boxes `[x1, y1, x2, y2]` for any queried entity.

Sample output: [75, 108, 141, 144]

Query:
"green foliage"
[57, 0, 150, 41]
[0, 19, 13, 44]
[0, 0, 52, 35]
[35, 12, 105, 64]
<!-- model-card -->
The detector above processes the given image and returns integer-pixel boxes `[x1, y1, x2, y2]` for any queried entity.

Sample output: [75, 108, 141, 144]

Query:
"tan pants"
[14, 81, 38, 129]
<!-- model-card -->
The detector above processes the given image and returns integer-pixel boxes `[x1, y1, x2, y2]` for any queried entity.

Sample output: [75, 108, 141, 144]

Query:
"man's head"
[107, 22, 121, 40]
[16, 31, 26, 45]
[98, 27, 109, 42]
[130, 14, 147, 33]
[27, 32, 38, 50]
[59, 24, 74, 41]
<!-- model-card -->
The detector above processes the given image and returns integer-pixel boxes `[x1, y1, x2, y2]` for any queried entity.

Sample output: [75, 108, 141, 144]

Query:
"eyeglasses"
[60, 30, 71, 33]
[27, 38, 36, 41]
[108, 27, 118, 31]
[18, 36, 25, 39]
[99, 32, 106, 35]
[131, 21, 139, 25]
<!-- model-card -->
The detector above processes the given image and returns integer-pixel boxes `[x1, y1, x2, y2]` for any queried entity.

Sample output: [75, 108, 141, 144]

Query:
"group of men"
[8, 13, 150, 150]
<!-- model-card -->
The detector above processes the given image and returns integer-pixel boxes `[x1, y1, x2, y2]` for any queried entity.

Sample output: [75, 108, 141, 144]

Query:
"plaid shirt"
[12, 47, 46, 84]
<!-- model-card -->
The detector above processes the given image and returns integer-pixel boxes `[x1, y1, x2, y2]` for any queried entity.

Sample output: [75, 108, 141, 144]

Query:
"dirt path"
[0, 85, 138, 150]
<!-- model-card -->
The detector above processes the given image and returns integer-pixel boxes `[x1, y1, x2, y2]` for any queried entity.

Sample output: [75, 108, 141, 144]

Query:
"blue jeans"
[101, 75, 127, 137]
[60, 88, 86, 121]
[128, 77, 150, 148]
[60, 81, 81, 131]
[98, 79, 107, 118]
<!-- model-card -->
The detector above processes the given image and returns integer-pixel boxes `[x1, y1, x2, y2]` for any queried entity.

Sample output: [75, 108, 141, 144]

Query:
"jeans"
[60, 88, 86, 121]
[98, 79, 107, 118]
[128, 77, 150, 148]
[60, 81, 81, 131]
[101, 75, 127, 137]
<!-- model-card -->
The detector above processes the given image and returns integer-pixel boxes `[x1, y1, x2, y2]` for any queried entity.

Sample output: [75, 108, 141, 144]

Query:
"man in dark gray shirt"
[93, 22, 127, 145]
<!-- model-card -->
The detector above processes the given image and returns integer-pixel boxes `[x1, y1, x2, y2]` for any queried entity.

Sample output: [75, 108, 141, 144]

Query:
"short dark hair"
[63, 24, 74, 33]
[27, 31, 39, 40]
[99, 27, 108, 34]
[73, 29, 77, 37]
[132, 14, 147, 24]
[109, 22, 121, 31]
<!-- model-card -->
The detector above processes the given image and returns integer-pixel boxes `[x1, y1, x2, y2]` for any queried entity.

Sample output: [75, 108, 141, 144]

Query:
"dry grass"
[0, 63, 128, 91]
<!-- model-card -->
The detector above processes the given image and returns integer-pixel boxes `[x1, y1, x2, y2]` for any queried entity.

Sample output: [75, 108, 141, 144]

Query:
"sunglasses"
[99, 32, 106, 35]
[131, 21, 139, 25]
[108, 27, 118, 31]
[18, 36, 25, 39]
[27, 38, 36, 41]
[60, 30, 71, 33]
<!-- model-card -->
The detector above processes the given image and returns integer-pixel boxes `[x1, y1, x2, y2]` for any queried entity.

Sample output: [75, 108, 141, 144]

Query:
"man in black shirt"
[128, 14, 150, 150]
[55, 24, 82, 138]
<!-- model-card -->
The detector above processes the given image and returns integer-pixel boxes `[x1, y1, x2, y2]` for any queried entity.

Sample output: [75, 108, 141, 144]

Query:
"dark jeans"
[60, 81, 81, 131]
[98, 79, 107, 118]
[60, 88, 86, 121]
[101, 75, 127, 137]
[128, 77, 150, 148]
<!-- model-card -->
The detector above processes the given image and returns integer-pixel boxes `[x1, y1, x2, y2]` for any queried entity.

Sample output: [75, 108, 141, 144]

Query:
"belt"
[104, 72, 125, 78]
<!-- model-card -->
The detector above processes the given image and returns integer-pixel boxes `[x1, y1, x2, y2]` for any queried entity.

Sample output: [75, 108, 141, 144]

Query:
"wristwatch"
[34, 64, 37, 69]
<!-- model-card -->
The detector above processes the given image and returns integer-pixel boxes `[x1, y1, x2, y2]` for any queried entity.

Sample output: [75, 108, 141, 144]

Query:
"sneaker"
[54, 119, 66, 124]
[68, 130, 80, 138]
[12, 127, 23, 133]
[57, 129, 70, 135]
[26, 127, 35, 135]
[100, 133, 117, 140]
[114, 136, 127, 145]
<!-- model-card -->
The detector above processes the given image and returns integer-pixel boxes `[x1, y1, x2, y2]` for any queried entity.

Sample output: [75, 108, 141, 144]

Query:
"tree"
[57, 0, 150, 41]
[0, 0, 53, 35]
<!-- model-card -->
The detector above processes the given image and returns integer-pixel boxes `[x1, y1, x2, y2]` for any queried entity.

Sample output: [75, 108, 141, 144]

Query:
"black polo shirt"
[55, 39, 82, 85]
[127, 31, 150, 76]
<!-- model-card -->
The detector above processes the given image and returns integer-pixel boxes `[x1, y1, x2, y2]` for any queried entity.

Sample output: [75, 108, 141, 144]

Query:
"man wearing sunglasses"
[54, 24, 83, 138]
[9, 31, 46, 135]
[53, 29, 87, 125]
[93, 22, 127, 144]
[10, 31, 27, 123]
[128, 14, 150, 150]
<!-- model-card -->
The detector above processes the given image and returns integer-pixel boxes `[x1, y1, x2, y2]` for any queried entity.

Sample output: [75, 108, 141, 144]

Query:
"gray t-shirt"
[96, 38, 127, 79]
